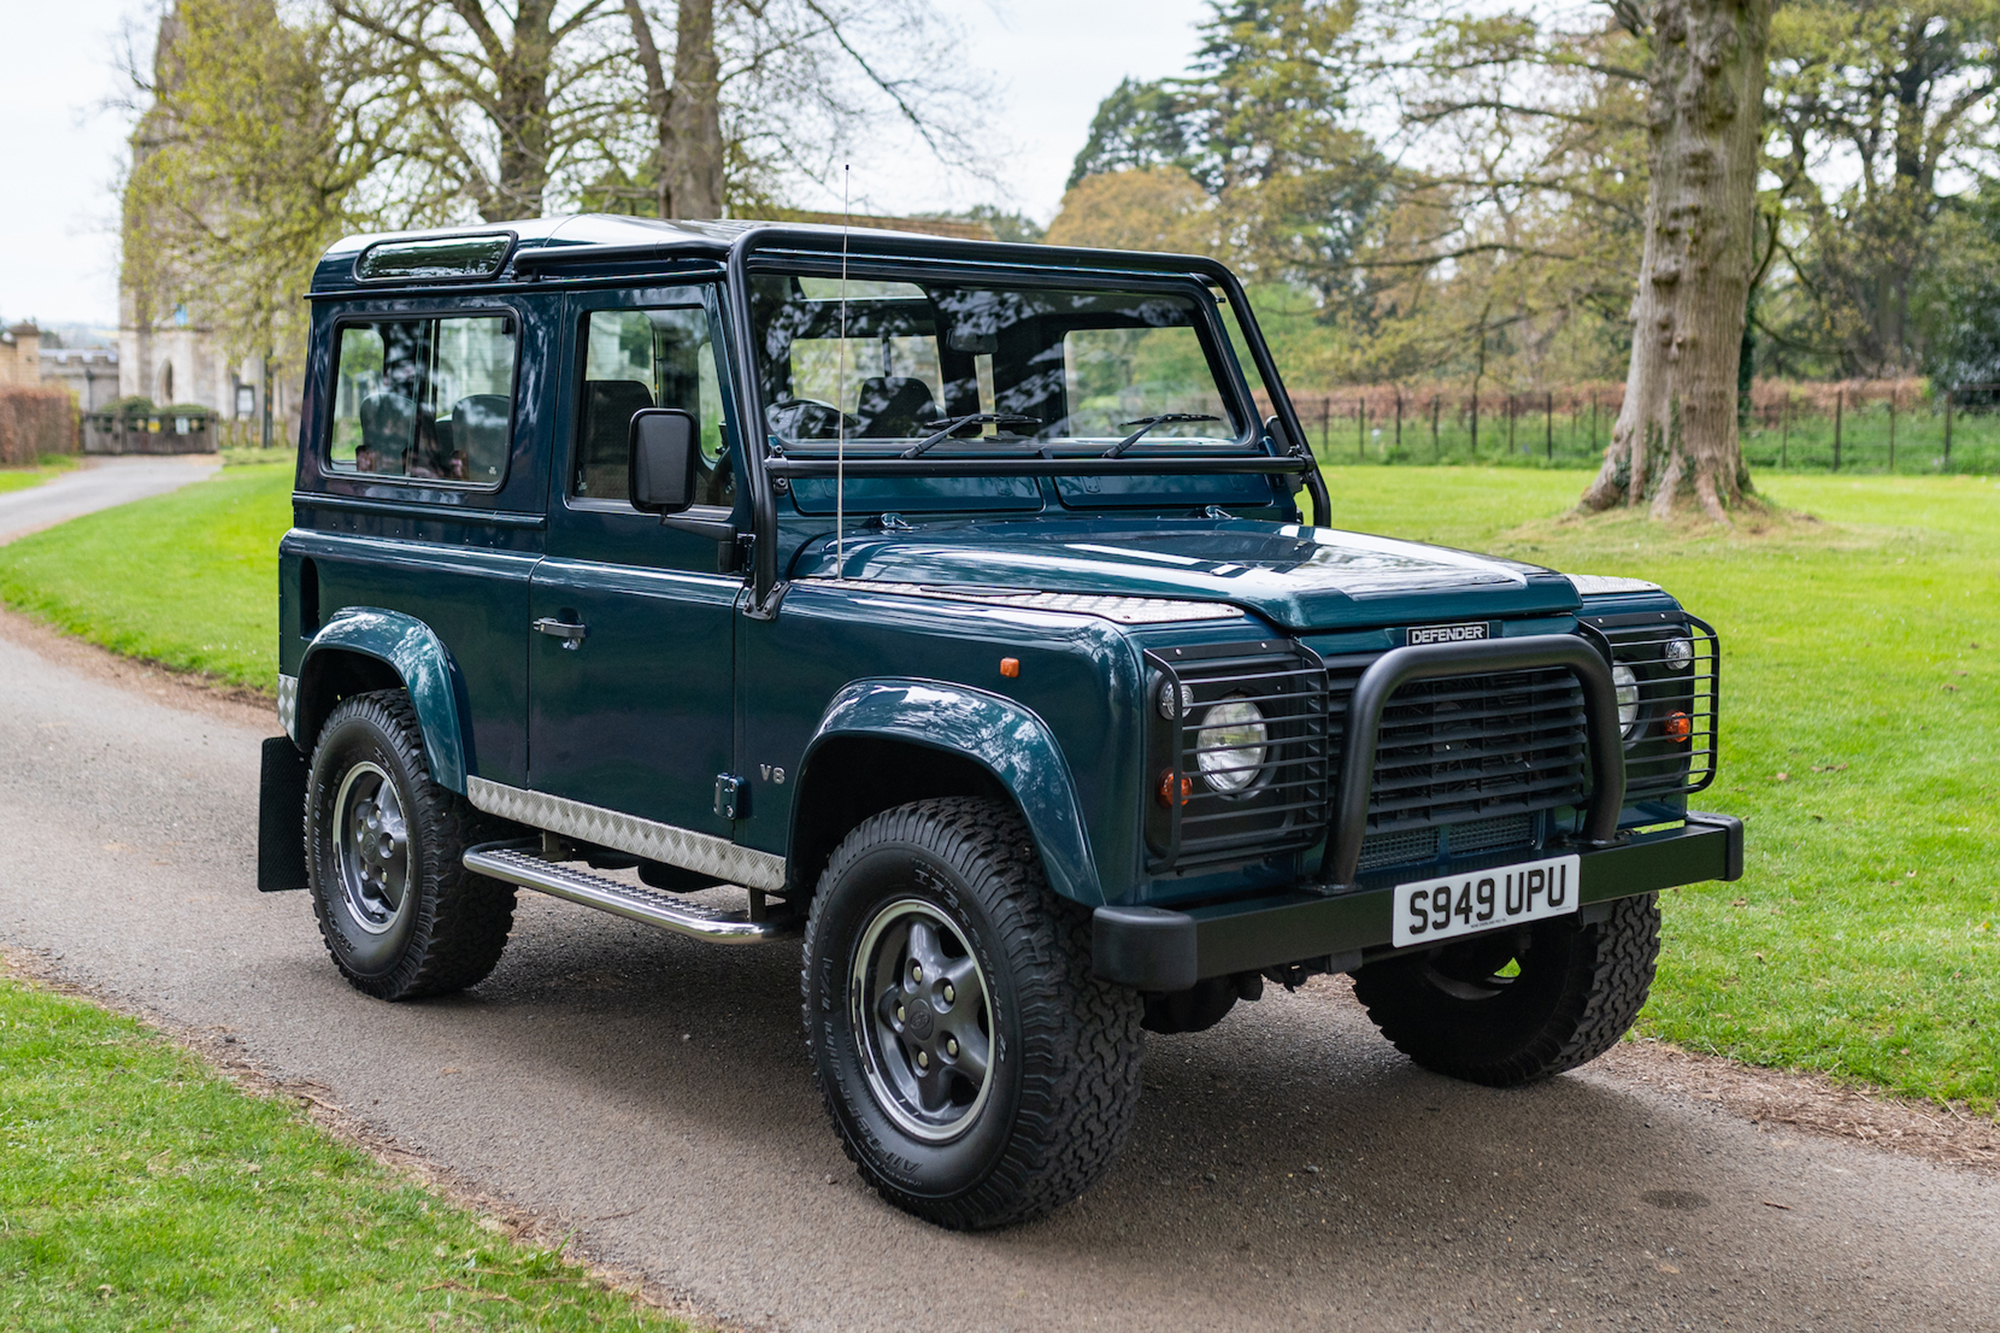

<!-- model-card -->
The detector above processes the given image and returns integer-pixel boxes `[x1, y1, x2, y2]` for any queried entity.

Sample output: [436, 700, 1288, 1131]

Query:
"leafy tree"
[1057, 0, 1389, 296]
[1913, 187, 2000, 386]
[1761, 0, 2000, 376]
[326, 0, 623, 221]
[1045, 168, 1213, 252]
[1066, 78, 1197, 188]
[123, 0, 387, 369]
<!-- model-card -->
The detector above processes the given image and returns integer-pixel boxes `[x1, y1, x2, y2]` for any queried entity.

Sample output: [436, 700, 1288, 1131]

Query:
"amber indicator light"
[999, 657, 1020, 678]
[1157, 771, 1193, 808]
[1665, 711, 1693, 743]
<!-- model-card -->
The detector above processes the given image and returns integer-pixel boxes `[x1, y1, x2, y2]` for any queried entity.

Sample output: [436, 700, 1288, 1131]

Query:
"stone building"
[41, 346, 121, 411]
[0, 323, 42, 388]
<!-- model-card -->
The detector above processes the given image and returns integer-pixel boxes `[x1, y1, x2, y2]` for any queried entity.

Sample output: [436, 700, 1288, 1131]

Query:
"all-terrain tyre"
[801, 797, 1144, 1230]
[306, 689, 516, 1000]
[1351, 893, 1660, 1087]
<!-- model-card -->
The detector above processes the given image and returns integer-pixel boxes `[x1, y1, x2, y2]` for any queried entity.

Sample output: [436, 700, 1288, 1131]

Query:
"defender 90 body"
[261, 216, 1741, 1230]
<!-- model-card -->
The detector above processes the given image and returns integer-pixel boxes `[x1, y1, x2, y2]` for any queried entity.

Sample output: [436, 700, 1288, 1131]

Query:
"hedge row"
[0, 388, 76, 465]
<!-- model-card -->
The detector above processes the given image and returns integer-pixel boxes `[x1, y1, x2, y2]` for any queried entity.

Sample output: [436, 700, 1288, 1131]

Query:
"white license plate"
[1391, 853, 1581, 947]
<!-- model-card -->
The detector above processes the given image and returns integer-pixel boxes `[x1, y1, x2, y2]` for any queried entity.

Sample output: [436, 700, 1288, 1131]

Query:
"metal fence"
[1288, 384, 2000, 474]
[83, 412, 216, 455]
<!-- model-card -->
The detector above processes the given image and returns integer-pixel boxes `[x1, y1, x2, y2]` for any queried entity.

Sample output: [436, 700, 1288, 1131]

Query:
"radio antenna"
[836, 164, 850, 572]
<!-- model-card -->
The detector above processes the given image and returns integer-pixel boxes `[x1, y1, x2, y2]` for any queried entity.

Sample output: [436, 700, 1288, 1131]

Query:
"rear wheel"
[801, 797, 1143, 1230]
[1351, 893, 1660, 1086]
[306, 690, 515, 1000]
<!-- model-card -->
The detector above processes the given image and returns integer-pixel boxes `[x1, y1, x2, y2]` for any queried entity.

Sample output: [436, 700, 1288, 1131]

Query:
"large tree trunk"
[622, 0, 724, 219]
[664, 0, 723, 218]
[1582, 0, 1770, 522]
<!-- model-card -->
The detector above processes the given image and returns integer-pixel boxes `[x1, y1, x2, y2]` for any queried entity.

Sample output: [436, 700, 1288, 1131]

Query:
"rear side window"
[328, 314, 516, 485]
[573, 305, 732, 508]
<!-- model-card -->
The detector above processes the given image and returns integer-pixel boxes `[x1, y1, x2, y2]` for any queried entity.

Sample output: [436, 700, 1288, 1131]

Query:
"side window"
[574, 305, 733, 508]
[329, 314, 516, 485]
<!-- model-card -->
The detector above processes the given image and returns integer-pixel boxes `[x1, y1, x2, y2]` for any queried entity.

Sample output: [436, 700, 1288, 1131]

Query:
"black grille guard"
[1317, 634, 1626, 891]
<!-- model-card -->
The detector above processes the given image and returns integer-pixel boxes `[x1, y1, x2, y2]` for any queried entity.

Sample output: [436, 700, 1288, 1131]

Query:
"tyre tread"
[802, 796, 1143, 1230]
[308, 690, 516, 1000]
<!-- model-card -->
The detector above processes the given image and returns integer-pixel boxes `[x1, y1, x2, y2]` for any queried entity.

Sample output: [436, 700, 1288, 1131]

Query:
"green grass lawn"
[0, 974, 681, 1331]
[0, 461, 289, 690]
[0, 461, 1993, 1110]
[0, 455, 80, 495]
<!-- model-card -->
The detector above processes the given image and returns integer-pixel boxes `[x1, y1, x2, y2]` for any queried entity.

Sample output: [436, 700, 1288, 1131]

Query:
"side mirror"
[629, 408, 699, 514]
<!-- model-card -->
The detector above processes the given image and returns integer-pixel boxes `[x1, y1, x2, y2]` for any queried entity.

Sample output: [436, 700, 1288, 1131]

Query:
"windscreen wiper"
[1101, 413, 1223, 458]
[900, 413, 1044, 459]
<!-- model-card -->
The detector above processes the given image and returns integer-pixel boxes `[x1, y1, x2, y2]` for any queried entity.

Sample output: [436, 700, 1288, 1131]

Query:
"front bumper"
[1092, 811, 1742, 990]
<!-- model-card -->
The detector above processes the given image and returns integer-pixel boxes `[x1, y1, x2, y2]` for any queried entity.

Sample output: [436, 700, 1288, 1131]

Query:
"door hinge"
[714, 773, 748, 821]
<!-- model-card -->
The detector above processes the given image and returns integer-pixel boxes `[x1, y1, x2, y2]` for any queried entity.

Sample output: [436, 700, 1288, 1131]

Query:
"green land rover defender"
[259, 216, 1741, 1229]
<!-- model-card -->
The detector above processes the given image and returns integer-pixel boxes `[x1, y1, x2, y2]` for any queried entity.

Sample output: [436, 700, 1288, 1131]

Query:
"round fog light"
[1663, 636, 1695, 671]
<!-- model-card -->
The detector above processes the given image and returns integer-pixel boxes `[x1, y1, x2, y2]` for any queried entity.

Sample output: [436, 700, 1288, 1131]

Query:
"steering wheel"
[768, 396, 855, 442]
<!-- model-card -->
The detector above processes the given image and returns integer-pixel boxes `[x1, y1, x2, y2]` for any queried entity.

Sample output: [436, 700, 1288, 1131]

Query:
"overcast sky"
[0, 0, 1210, 331]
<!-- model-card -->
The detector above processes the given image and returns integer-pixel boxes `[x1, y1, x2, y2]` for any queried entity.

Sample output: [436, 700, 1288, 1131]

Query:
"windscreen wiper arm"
[900, 413, 1044, 459]
[1101, 413, 1223, 458]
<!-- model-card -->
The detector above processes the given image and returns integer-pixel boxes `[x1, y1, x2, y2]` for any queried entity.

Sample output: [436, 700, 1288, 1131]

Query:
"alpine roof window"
[355, 232, 513, 282]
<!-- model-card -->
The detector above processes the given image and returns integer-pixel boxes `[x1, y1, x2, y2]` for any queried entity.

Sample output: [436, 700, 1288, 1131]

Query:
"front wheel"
[801, 798, 1143, 1230]
[1352, 893, 1660, 1086]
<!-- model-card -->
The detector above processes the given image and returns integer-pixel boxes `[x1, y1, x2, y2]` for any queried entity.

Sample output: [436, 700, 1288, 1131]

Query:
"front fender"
[801, 679, 1105, 906]
[298, 608, 471, 793]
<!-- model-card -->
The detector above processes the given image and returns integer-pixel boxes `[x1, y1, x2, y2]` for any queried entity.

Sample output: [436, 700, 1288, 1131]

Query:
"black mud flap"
[258, 736, 310, 892]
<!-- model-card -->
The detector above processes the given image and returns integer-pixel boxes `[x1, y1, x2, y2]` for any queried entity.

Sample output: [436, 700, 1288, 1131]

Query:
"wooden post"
[1506, 393, 1517, 454]
[1394, 389, 1403, 450]
[1431, 395, 1441, 460]
[1545, 391, 1554, 460]
[1470, 390, 1480, 456]
[1357, 398, 1366, 461]
[1888, 388, 1897, 472]
[1590, 392, 1598, 450]
[1780, 392, 1789, 468]
[1320, 395, 1331, 457]
[1944, 386, 1954, 463]
[1833, 386, 1843, 471]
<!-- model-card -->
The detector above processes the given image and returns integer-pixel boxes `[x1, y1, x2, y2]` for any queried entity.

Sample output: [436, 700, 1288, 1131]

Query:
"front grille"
[1331, 661, 1590, 836]
[1356, 812, 1537, 874]
[1145, 622, 1719, 877]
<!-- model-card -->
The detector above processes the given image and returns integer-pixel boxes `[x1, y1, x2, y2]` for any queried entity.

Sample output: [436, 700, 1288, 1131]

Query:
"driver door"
[527, 283, 744, 837]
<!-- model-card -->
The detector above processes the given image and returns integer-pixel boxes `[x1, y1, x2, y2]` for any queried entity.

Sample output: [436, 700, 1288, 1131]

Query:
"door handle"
[533, 617, 588, 650]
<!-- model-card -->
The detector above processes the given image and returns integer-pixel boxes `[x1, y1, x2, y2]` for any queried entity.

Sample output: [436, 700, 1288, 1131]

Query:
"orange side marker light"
[1665, 711, 1693, 743]
[999, 657, 1020, 678]
[1158, 771, 1193, 808]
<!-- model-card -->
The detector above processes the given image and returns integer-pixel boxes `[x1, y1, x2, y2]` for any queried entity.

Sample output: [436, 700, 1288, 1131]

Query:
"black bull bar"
[1094, 634, 1744, 991]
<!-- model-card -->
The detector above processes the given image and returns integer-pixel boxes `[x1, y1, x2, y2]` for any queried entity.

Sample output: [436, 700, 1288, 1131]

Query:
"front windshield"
[749, 272, 1248, 452]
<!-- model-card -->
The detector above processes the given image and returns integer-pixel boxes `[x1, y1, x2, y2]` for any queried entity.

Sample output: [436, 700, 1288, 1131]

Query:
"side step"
[463, 842, 795, 944]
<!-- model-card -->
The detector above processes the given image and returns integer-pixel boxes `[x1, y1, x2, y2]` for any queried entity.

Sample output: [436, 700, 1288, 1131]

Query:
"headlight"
[1613, 664, 1640, 736]
[1195, 695, 1267, 793]
[1663, 636, 1694, 671]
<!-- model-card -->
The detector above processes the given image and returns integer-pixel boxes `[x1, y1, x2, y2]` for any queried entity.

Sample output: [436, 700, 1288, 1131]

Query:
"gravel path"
[0, 614, 1995, 1332]
[0, 454, 221, 544]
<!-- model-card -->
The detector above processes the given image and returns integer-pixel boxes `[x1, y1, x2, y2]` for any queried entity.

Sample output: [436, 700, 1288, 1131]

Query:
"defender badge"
[1408, 621, 1489, 645]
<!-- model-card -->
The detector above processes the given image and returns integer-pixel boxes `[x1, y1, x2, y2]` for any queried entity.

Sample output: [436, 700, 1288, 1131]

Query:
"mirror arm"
[660, 513, 738, 542]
